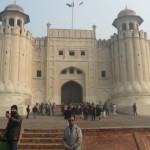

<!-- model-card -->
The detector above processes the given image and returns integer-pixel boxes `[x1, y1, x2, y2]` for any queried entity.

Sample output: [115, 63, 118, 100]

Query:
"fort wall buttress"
[111, 30, 150, 96]
[0, 24, 33, 96]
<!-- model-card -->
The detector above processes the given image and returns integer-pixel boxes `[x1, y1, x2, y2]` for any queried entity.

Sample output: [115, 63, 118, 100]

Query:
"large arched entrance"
[61, 81, 83, 104]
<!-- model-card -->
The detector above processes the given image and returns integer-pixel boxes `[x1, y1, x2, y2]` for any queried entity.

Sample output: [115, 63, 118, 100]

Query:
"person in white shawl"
[62, 116, 82, 150]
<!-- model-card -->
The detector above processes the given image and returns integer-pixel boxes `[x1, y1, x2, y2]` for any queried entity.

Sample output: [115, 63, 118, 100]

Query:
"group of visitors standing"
[2, 101, 138, 150]
[25, 102, 56, 119]
[62, 102, 117, 121]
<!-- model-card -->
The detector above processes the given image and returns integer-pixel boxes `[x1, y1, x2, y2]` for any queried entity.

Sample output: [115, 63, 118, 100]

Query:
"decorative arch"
[122, 23, 126, 31]
[61, 80, 83, 104]
[60, 66, 84, 75]
[129, 22, 134, 30]
[17, 19, 22, 28]
[9, 18, 14, 26]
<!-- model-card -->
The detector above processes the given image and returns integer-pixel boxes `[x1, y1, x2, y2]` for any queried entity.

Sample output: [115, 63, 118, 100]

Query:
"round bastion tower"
[111, 7, 150, 115]
[0, 3, 33, 115]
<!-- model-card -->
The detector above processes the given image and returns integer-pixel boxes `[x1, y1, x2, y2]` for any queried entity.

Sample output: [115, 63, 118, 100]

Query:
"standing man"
[26, 105, 30, 119]
[32, 105, 38, 119]
[5, 105, 22, 150]
[112, 104, 117, 115]
[62, 115, 82, 150]
[64, 106, 73, 126]
[133, 102, 137, 116]
[91, 104, 96, 121]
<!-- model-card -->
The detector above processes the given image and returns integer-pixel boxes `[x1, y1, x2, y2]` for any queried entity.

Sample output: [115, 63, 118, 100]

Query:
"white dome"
[4, 4, 24, 13]
[118, 8, 136, 18]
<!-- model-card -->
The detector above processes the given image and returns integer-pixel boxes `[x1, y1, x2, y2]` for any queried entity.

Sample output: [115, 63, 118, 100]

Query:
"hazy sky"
[0, 0, 150, 39]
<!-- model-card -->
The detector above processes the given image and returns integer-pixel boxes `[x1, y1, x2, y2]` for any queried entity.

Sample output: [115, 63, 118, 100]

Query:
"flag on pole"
[72, 2, 74, 7]
[66, 0, 74, 7]
[66, 3, 72, 7]
[71, 0, 74, 7]
[79, 1, 83, 6]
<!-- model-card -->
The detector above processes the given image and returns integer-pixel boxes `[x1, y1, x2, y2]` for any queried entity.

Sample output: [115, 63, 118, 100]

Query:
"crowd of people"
[62, 102, 117, 121]
[25, 102, 56, 119]
[2, 101, 137, 150]
[25, 101, 138, 121]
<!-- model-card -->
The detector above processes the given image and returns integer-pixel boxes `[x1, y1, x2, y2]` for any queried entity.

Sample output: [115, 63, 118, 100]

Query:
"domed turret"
[112, 7, 143, 31]
[0, 3, 29, 27]
[4, 4, 25, 13]
[118, 8, 137, 18]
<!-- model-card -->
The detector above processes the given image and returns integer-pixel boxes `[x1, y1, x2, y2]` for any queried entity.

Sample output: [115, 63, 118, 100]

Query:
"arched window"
[129, 23, 134, 30]
[17, 19, 22, 28]
[9, 18, 14, 26]
[70, 68, 74, 74]
[122, 23, 126, 31]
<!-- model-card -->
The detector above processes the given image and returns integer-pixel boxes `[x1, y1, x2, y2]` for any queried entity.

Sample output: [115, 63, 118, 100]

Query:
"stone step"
[22, 133, 63, 138]
[19, 149, 64, 150]
[18, 143, 63, 149]
[24, 129, 63, 133]
[20, 138, 62, 143]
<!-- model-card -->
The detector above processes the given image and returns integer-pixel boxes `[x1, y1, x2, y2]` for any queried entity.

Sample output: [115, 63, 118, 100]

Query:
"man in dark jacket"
[26, 105, 30, 119]
[64, 106, 73, 126]
[32, 105, 38, 119]
[5, 105, 22, 150]
[133, 102, 137, 116]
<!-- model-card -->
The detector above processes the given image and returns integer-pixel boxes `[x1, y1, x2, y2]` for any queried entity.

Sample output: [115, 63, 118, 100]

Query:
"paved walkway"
[0, 113, 150, 129]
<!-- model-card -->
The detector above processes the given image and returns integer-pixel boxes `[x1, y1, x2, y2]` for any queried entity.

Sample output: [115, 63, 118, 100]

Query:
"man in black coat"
[64, 106, 73, 126]
[5, 105, 22, 150]
[133, 102, 137, 116]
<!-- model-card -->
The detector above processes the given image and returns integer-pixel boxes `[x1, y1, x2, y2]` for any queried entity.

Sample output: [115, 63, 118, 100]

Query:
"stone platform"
[1, 114, 150, 150]
[1, 113, 150, 129]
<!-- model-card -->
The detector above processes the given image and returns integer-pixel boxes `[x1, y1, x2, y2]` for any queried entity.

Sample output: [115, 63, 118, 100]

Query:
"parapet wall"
[32, 37, 46, 45]
[48, 29, 95, 39]
[111, 30, 148, 43]
[97, 39, 111, 48]
[0, 25, 32, 40]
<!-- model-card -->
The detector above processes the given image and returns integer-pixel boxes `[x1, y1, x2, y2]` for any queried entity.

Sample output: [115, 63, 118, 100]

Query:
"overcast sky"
[0, 0, 150, 39]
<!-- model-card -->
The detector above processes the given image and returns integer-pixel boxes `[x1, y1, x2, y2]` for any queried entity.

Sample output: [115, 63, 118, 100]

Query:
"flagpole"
[66, 1, 83, 30]
[72, 6, 74, 30]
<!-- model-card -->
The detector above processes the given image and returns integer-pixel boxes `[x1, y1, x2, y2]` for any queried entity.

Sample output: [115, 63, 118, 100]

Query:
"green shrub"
[0, 141, 8, 150]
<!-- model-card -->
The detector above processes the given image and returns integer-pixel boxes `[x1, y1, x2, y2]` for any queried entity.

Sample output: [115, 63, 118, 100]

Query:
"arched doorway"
[61, 81, 83, 104]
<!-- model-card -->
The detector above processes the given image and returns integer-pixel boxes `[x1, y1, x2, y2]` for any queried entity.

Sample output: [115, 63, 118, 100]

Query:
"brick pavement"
[0, 113, 150, 129]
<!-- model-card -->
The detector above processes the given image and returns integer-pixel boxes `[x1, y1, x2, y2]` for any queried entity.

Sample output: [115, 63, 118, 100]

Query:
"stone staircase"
[1, 128, 150, 150]
[19, 129, 64, 150]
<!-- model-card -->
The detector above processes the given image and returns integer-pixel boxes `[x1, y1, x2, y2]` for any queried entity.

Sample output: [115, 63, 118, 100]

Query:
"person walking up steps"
[26, 105, 30, 119]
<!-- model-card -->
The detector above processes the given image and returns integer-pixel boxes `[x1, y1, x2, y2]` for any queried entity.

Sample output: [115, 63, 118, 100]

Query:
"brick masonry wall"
[81, 128, 150, 150]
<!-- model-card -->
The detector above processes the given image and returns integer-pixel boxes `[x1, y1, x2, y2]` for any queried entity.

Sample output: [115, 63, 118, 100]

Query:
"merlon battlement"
[33, 37, 46, 45]
[97, 39, 111, 48]
[48, 29, 95, 39]
[111, 30, 148, 42]
[0, 25, 32, 39]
